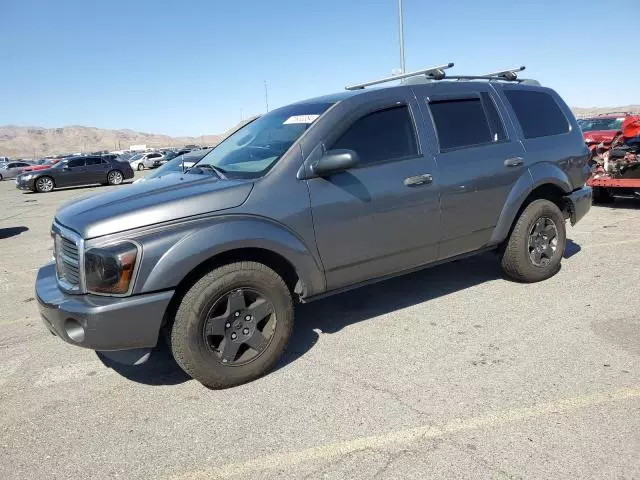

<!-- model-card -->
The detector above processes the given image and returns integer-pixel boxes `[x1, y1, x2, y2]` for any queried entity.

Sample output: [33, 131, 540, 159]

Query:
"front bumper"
[564, 185, 592, 225]
[36, 262, 174, 351]
[16, 176, 35, 190]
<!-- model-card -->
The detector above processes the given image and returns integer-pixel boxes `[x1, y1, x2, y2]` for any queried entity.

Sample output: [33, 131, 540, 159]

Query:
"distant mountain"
[571, 105, 640, 118]
[0, 119, 256, 159]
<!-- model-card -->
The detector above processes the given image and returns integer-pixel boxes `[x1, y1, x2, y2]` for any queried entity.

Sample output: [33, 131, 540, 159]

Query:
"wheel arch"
[138, 217, 325, 299]
[490, 163, 572, 245]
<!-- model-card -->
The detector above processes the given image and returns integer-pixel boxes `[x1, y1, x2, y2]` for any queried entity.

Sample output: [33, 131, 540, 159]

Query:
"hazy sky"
[2, 0, 638, 136]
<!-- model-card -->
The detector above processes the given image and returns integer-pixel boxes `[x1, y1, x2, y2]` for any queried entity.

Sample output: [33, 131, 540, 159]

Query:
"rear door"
[84, 156, 109, 183]
[306, 91, 441, 290]
[416, 84, 526, 259]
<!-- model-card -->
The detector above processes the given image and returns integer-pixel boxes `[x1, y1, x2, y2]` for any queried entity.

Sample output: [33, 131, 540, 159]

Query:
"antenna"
[345, 63, 454, 90]
[480, 66, 526, 81]
[264, 80, 269, 112]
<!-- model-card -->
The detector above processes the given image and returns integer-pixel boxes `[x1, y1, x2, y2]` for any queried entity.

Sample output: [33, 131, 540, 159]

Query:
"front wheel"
[137, 163, 144, 171]
[501, 199, 566, 283]
[170, 261, 293, 389]
[35, 176, 54, 193]
[107, 170, 123, 185]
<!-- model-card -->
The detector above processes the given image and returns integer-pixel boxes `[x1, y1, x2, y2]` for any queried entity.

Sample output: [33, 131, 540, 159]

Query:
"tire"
[137, 163, 144, 171]
[107, 170, 123, 185]
[592, 186, 614, 204]
[0, 174, 3, 181]
[35, 176, 54, 193]
[170, 261, 293, 389]
[501, 199, 566, 283]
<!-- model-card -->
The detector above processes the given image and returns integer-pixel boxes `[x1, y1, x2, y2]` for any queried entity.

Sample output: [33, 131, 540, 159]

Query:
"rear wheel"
[107, 170, 123, 185]
[0, 173, 3, 181]
[501, 199, 566, 283]
[170, 261, 293, 389]
[592, 186, 614, 204]
[35, 176, 54, 193]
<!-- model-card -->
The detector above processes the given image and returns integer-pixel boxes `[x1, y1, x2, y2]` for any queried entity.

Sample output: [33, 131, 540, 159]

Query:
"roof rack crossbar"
[479, 66, 526, 81]
[345, 63, 454, 90]
[445, 75, 524, 83]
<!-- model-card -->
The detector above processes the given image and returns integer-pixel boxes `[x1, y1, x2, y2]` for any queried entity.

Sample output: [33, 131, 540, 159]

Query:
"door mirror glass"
[312, 149, 359, 177]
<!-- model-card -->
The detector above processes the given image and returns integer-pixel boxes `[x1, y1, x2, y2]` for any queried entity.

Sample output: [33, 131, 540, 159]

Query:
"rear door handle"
[404, 174, 433, 187]
[504, 157, 524, 167]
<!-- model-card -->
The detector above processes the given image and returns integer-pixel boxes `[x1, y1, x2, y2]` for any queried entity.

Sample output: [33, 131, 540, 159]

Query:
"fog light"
[64, 319, 85, 343]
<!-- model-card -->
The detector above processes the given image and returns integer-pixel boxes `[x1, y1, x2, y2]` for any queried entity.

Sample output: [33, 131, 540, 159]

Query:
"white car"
[129, 152, 164, 171]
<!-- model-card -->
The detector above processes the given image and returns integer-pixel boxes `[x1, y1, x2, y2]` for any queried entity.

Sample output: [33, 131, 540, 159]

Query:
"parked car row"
[15, 155, 135, 193]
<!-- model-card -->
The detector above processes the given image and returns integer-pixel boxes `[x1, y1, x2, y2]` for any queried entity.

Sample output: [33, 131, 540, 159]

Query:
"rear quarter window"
[504, 90, 569, 139]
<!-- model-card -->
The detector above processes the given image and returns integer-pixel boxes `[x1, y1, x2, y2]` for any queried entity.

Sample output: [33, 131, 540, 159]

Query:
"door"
[84, 157, 109, 183]
[306, 96, 440, 291]
[421, 87, 526, 259]
[56, 157, 87, 186]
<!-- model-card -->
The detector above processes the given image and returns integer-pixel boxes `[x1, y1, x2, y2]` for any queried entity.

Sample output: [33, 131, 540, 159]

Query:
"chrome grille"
[53, 224, 84, 293]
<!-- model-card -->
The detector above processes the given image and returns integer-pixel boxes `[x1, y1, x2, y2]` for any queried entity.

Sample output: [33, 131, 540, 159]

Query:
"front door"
[306, 95, 440, 291]
[57, 157, 87, 187]
[416, 85, 526, 259]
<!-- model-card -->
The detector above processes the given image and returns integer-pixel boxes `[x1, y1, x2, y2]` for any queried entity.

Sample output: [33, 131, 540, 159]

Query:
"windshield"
[194, 102, 333, 179]
[578, 117, 624, 132]
[129, 153, 143, 161]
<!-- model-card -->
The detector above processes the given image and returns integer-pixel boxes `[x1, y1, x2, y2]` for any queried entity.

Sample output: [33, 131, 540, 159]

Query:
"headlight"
[84, 242, 139, 295]
[21, 173, 34, 180]
[584, 138, 594, 144]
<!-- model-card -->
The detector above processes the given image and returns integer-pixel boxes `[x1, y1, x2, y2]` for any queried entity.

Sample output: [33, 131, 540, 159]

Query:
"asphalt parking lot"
[1, 175, 639, 479]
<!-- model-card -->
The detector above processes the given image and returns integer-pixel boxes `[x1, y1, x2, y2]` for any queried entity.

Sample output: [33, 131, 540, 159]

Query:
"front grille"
[53, 225, 84, 292]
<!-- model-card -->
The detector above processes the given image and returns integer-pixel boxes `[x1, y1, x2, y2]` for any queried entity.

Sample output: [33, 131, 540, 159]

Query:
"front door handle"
[504, 157, 524, 167]
[404, 174, 433, 187]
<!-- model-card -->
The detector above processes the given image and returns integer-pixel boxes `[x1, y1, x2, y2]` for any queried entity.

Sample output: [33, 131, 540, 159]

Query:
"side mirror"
[312, 149, 359, 177]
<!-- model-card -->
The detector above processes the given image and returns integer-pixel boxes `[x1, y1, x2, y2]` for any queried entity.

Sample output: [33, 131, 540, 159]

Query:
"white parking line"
[174, 387, 640, 479]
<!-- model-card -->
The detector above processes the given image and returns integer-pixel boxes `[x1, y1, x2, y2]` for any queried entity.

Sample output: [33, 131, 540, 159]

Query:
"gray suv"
[36, 66, 592, 388]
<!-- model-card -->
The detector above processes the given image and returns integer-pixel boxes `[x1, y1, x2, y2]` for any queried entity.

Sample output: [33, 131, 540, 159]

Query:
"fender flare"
[489, 163, 572, 245]
[140, 217, 325, 297]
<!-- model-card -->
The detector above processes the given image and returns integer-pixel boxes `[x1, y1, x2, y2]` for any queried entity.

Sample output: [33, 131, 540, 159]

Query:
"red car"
[21, 158, 62, 172]
[578, 113, 632, 153]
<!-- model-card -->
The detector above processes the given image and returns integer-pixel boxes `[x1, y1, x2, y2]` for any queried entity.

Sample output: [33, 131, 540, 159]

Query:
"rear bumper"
[564, 185, 592, 225]
[36, 262, 174, 351]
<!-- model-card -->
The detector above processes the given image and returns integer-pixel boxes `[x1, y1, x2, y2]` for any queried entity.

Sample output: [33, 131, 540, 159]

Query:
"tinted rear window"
[429, 98, 492, 150]
[504, 90, 569, 139]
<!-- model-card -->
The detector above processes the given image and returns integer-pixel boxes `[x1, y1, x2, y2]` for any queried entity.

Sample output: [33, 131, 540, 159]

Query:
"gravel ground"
[0, 175, 639, 479]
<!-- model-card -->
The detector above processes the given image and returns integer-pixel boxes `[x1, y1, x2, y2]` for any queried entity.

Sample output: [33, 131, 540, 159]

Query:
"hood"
[55, 172, 253, 239]
[583, 130, 617, 143]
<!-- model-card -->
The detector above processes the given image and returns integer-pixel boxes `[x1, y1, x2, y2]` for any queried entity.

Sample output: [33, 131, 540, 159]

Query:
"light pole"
[398, 0, 406, 74]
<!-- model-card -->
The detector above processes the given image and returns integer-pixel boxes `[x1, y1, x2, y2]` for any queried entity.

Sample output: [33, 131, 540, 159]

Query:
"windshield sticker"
[283, 114, 319, 125]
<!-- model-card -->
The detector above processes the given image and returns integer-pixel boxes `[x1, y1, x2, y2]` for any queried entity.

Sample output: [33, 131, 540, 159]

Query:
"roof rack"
[480, 66, 526, 81]
[345, 63, 454, 90]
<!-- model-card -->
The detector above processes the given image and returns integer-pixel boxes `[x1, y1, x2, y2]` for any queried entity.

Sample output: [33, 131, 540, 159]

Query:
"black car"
[16, 155, 135, 193]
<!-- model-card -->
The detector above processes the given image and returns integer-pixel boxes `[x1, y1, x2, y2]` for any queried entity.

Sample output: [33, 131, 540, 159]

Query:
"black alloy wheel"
[202, 288, 276, 365]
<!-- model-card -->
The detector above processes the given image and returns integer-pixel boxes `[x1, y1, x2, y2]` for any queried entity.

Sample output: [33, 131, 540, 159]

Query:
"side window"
[480, 92, 507, 142]
[429, 98, 492, 150]
[330, 105, 418, 165]
[503, 90, 569, 139]
[85, 157, 102, 166]
[7, 163, 18, 168]
[68, 158, 85, 168]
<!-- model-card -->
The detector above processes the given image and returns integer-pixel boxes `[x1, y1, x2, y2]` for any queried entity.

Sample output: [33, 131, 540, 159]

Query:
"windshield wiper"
[192, 164, 227, 179]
